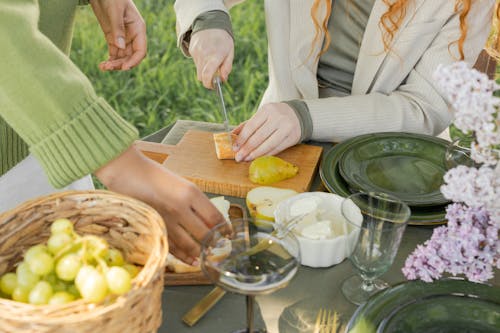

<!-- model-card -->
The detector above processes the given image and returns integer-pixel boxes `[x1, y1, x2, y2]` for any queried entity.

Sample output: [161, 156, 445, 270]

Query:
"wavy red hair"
[310, 0, 500, 60]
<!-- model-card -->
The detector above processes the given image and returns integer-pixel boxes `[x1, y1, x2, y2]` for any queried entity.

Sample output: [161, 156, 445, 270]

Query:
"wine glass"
[201, 218, 300, 333]
[340, 192, 411, 305]
[444, 137, 476, 170]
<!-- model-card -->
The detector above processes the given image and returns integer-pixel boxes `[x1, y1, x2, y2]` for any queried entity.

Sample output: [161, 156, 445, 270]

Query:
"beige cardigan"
[175, 0, 494, 142]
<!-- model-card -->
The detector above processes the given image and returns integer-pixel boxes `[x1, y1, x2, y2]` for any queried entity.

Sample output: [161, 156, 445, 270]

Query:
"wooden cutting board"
[135, 130, 323, 198]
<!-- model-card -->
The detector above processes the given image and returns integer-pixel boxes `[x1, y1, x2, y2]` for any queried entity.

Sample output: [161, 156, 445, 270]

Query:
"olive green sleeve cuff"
[284, 100, 313, 142]
[181, 10, 233, 54]
[192, 10, 233, 39]
[31, 96, 139, 188]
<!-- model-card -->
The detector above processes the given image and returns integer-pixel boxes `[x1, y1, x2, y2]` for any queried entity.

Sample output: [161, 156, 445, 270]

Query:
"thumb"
[108, 5, 127, 49]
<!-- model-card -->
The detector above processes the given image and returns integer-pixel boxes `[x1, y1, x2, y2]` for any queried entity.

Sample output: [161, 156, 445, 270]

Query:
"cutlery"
[212, 74, 232, 146]
[182, 286, 226, 327]
[314, 308, 340, 333]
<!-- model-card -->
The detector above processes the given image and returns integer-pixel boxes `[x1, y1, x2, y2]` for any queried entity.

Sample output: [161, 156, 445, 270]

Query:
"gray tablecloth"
[149, 120, 499, 333]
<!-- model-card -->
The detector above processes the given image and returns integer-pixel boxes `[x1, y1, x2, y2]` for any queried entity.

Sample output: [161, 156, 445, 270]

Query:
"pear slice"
[249, 156, 299, 185]
[246, 186, 298, 223]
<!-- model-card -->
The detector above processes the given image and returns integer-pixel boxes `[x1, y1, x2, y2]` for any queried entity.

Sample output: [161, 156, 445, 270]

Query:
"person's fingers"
[106, 1, 127, 50]
[121, 14, 147, 70]
[166, 221, 202, 259]
[220, 47, 234, 82]
[99, 58, 126, 71]
[232, 122, 246, 136]
[122, 35, 147, 70]
[236, 123, 278, 162]
[234, 114, 267, 161]
[167, 237, 196, 265]
[266, 135, 297, 156]
[201, 57, 222, 89]
[192, 195, 227, 229]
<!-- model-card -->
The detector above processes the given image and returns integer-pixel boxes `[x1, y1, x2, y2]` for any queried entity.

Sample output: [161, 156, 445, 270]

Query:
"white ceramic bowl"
[274, 192, 359, 268]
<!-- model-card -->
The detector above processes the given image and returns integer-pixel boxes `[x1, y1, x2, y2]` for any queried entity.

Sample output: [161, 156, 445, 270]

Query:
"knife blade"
[213, 75, 232, 145]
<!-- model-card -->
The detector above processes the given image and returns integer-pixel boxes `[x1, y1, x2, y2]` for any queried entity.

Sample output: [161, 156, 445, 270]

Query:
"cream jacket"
[175, 0, 494, 142]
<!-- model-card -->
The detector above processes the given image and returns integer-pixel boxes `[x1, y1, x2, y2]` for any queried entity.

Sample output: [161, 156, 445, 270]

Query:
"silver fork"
[313, 308, 340, 333]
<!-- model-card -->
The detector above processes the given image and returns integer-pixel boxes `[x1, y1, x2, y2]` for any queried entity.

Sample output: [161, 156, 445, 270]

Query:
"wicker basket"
[0, 190, 168, 333]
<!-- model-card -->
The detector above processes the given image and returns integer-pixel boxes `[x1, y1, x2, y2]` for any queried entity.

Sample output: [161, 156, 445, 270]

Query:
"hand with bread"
[232, 102, 302, 162]
[95, 145, 226, 264]
[188, 28, 234, 89]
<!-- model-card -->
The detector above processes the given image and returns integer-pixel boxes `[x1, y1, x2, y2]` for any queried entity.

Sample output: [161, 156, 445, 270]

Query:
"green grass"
[71, 0, 267, 138]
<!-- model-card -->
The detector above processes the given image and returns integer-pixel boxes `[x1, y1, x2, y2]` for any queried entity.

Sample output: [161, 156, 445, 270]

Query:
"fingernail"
[191, 259, 199, 267]
[117, 37, 125, 49]
[235, 152, 243, 162]
[232, 144, 239, 151]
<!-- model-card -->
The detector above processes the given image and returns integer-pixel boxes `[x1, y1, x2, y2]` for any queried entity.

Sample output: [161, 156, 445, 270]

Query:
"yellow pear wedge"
[246, 186, 298, 224]
[248, 156, 299, 185]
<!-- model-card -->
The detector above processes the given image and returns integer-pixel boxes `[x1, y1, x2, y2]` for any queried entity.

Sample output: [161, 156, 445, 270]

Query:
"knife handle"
[182, 286, 227, 327]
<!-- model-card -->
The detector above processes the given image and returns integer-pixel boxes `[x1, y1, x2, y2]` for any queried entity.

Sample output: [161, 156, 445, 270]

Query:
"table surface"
[144, 123, 499, 333]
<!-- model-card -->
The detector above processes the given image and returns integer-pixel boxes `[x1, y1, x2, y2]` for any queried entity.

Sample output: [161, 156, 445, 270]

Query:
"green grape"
[12, 286, 30, 303]
[51, 218, 74, 235]
[122, 264, 140, 279]
[48, 291, 75, 305]
[86, 235, 109, 259]
[105, 267, 131, 295]
[75, 266, 108, 303]
[24, 244, 48, 263]
[27, 251, 54, 276]
[104, 248, 125, 267]
[55, 254, 82, 281]
[47, 233, 73, 256]
[16, 262, 40, 289]
[28, 281, 53, 305]
[66, 283, 80, 298]
[44, 273, 67, 292]
[0, 272, 18, 296]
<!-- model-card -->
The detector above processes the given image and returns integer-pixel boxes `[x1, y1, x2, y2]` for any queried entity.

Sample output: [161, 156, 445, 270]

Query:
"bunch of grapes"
[0, 219, 140, 305]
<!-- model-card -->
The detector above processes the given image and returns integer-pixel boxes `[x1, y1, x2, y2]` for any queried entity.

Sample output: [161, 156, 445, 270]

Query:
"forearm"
[304, 89, 452, 143]
[0, 0, 138, 188]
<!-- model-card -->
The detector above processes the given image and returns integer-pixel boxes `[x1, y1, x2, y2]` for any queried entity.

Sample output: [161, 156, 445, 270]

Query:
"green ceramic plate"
[346, 278, 500, 333]
[319, 134, 447, 225]
[338, 133, 450, 207]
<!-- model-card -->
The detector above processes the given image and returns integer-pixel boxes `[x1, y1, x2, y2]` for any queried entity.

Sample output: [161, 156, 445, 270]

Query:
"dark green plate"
[346, 278, 500, 333]
[338, 133, 450, 207]
[319, 134, 447, 225]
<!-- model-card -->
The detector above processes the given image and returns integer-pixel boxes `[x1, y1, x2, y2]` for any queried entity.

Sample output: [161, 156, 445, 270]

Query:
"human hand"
[232, 102, 302, 162]
[90, 0, 147, 71]
[188, 29, 234, 89]
[95, 145, 225, 264]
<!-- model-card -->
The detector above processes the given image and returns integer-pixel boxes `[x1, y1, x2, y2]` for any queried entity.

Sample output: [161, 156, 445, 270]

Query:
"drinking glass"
[201, 218, 300, 333]
[340, 192, 411, 305]
[444, 137, 476, 170]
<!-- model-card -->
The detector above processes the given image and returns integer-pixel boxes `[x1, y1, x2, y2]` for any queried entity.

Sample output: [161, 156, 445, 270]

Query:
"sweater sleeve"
[0, 0, 138, 188]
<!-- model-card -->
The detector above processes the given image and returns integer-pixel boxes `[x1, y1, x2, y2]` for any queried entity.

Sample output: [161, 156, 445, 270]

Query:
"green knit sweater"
[0, 0, 138, 188]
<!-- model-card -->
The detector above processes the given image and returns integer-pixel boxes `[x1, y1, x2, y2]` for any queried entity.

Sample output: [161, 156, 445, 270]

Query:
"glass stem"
[361, 279, 375, 292]
[246, 295, 254, 333]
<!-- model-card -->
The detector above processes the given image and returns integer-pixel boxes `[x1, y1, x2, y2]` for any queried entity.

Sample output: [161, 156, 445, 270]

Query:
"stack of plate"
[320, 132, 452, 225]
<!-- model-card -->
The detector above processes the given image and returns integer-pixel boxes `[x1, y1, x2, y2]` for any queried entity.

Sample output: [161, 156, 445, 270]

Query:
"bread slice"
[213, 132, 237, 160]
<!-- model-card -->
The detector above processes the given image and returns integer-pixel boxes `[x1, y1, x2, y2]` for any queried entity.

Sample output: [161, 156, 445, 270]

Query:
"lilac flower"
[404, 62, 499, 283]
[403, 205, 498, 283]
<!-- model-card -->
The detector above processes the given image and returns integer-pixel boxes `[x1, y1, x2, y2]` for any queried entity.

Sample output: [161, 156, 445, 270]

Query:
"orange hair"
[310, 0, 500, 61]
